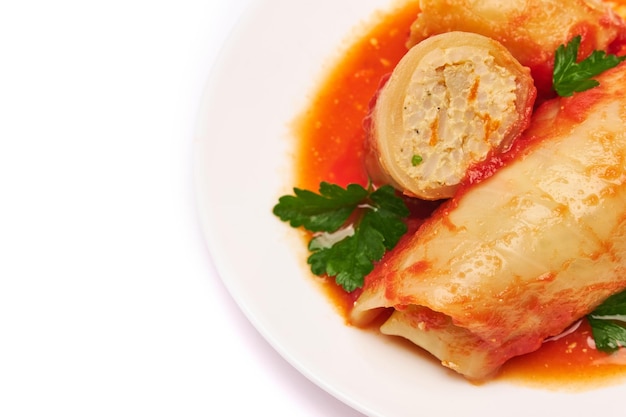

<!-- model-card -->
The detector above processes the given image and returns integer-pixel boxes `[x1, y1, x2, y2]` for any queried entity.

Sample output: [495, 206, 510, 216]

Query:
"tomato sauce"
[293, 0, 626, 386]
[294, 3, 420, 191]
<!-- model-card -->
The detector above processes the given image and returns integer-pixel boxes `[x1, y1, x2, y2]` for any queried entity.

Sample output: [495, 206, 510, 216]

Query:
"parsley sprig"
[588, 291, 626, 352]
[553, 35, 626, 97]
[273, 182, 409, 292]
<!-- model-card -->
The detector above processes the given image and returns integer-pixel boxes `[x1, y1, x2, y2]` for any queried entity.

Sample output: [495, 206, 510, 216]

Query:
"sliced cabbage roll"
[406, 0, 626, 100]
[351, 62, 626, 380]
[366, 31, 536, 200]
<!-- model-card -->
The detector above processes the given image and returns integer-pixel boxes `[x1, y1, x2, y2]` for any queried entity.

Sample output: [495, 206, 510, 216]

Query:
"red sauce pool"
[292, 0, 626, 386]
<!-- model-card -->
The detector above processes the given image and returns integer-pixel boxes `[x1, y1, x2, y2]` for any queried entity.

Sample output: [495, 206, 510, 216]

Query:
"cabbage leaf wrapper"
[351, 62, 626, 380]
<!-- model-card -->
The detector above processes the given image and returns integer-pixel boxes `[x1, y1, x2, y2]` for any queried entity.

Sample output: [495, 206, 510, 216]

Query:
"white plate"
[194, 0, 624, 415]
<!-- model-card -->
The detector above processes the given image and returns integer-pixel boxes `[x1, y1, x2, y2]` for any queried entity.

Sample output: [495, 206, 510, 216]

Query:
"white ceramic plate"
[194, 0, 624, 415]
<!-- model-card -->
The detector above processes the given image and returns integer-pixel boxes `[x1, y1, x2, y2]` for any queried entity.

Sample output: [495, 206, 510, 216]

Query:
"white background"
[0, 1, 365, 415]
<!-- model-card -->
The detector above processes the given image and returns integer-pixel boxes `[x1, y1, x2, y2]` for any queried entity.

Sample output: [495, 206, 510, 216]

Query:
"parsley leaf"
[273, 183, 409, 292]
[273, 182, 368, 232]
[308, 216, 385, 292]
[587, 290, 626, 353]
[553, 35, 626, 97]
[588, 316, 626, 353]
[367, 185, 411, 249]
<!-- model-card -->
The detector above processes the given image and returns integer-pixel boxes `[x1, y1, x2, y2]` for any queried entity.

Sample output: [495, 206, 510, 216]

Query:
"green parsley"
[411, 154, 423, 166]
[553, 35, 626, 97]
[587, 290, 626, 352]
[273, 182, 409, 292]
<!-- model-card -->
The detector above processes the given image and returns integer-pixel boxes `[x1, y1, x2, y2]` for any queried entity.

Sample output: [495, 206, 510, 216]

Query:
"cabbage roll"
[366, 31, 536, 200]
[351, 62, 626, 380]
[406, 0, 626, 100]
